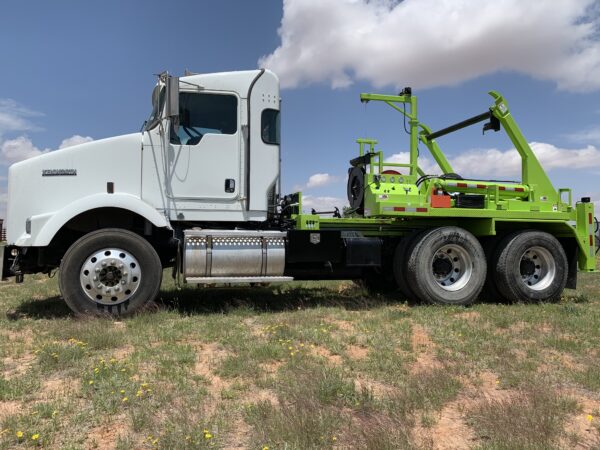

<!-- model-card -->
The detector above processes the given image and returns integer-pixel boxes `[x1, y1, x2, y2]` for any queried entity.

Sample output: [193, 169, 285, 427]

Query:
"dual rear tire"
[392, 227, 568, 306]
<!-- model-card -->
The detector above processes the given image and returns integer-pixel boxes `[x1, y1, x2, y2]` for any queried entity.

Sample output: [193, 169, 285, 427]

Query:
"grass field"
[0, 264, 599, 449]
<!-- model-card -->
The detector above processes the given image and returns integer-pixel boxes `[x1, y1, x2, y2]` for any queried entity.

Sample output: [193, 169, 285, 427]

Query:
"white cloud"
[260, 0, 600, 92]
[0, 99, 43, 137]
[59, 135, 93, 149]
[566, 126, 600, 144]
[385, 142, 600, 178]
[385, 151, 439, 174]
[306, 172, 338, 188]
[0, 136, 48, 164]
[302, 195, 347, 213]
[450, 142, 600, 178]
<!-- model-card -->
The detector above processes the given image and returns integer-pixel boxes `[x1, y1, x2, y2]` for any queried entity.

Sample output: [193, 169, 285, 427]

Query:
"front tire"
[406, 227, 486, 305]
[59, 228, 163, 316]
[493, 231, 567, 303]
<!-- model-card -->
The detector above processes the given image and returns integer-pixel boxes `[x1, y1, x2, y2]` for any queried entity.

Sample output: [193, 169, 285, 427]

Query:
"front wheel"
[59, 229, 163, 316]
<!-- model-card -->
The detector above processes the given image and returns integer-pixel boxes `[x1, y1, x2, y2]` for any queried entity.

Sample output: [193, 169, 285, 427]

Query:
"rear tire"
[393, 230, 427, 302]
[59, 228, 163, 316]
[406, 227, 486, 305]
[493, 230, 567, 303]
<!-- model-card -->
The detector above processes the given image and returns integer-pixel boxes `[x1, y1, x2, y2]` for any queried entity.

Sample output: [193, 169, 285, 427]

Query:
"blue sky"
[1, 0, 599, 215]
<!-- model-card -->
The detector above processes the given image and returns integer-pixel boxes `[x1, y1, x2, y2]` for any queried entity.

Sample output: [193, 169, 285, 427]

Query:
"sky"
[0, 0, 599, 217]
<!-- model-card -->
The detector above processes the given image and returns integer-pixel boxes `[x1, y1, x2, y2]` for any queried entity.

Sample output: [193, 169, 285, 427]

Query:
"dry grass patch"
[467, 384, 577, 449]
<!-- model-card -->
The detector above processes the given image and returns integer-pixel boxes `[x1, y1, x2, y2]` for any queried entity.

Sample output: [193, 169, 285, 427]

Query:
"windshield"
[143, 85, 165, 131]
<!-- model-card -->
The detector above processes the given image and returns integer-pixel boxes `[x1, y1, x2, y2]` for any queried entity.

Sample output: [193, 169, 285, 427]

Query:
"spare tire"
[347, 166, 366, 214]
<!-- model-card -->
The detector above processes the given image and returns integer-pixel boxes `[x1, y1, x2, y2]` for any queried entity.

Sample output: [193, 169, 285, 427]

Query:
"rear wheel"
[406, 227, 486, 305]
[59, 228, 163, 316]
[393, 230, 427, 302]
[493, 231, 567, 303]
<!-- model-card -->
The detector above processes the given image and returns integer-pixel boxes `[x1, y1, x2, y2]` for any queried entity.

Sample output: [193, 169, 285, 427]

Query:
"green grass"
[0, 266, 599, 449]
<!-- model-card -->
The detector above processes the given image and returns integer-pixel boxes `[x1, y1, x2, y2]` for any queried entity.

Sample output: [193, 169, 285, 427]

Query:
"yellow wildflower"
[587, 414, 593, 422]
[122, 397, 129, 403]
[16, 431, 24, 439]
[94, 368, 100, 374]
[262, 447, 269, 450]
[136, 390, 143, 397]
[88, 380, 94, 385]
[120, 390, 126, 394]
[31, 433, 40, 441]
[140, 383, 149, 389]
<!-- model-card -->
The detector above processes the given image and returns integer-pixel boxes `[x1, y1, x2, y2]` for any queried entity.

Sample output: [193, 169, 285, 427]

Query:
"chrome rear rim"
[431, 244, 473, 291]
[519, 246, 555, 291]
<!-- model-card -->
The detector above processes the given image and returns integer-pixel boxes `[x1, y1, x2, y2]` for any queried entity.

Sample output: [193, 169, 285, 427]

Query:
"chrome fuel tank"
[183, 229, 287, 281]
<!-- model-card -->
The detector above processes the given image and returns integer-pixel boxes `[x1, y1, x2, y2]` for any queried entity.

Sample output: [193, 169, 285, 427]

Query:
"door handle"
[225, 179, 235, 193]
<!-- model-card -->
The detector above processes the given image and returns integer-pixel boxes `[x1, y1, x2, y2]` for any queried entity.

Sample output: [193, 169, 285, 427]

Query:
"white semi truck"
[3, 70, 597, 315]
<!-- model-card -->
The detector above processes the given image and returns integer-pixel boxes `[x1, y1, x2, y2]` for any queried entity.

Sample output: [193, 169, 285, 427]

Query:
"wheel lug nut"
[97, 284, 102, 289]
[105, 289, 111, 294]
[119, 264, 124, 269]
[101, 262, 107, 267]
[93, 276, 97, 281]
[95, 268, 100, 273]
[121, 280, 126, 285]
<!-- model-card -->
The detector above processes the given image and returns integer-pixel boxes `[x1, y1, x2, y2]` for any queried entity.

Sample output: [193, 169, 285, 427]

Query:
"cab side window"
[261, 109, 280, 145]
[171, 93, 238, 145]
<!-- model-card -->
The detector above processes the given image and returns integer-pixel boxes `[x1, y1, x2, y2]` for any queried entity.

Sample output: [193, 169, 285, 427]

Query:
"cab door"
[167, 91, 240, 202]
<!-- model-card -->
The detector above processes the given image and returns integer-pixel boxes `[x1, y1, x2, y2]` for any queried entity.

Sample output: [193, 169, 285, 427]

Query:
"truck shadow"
[157, 285, 402, 315]
[8, 285, 404, 320]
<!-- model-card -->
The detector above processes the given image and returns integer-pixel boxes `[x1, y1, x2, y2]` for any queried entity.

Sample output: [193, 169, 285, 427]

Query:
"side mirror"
[166, 76, 179, 117]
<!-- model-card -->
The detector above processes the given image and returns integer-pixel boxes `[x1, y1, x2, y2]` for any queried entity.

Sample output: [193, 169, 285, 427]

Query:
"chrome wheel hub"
[520, 246, 555, 291]
[431, 244, 473, 291]
[80, 248, 141, 305]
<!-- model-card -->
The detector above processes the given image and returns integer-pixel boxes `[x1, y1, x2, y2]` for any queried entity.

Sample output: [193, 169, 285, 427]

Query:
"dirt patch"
[221, 415, 253, 450]
[193, 343, 232, 392]
[310, 345, 342, 365]
[41, 376, 80, 398]
[324, 318, 355, 333]
[455, 311, 480, 321]
[410, 324, 442, 374]
[0, 400, 21, 422]
[538, 350, 585, 373]
[243, 388, 278, 405]
[112, 345, 134, 361]
[354, 376, 398, 399]
[84, 415, 129, 450]
[259, 360, 283, 375]
[414, 371, 512, 449]
[559, 390, 600, 449]
[347, 345, 369, 360]
[2, 354, 35, 379]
